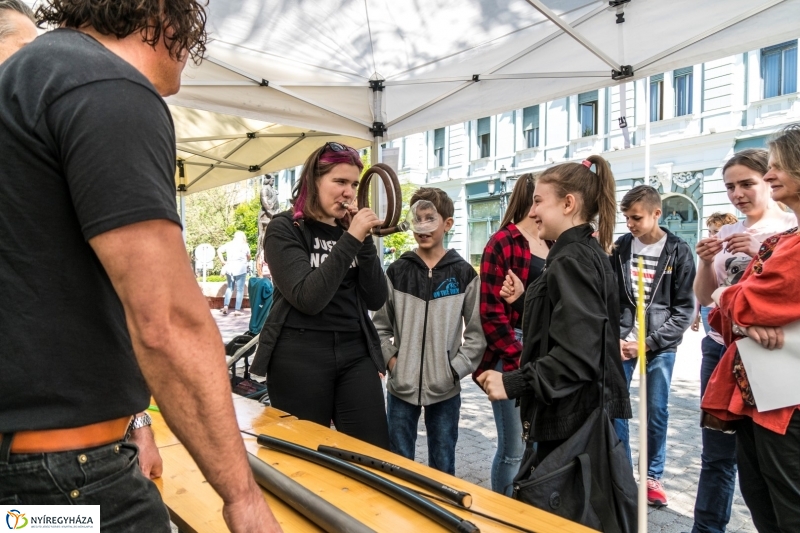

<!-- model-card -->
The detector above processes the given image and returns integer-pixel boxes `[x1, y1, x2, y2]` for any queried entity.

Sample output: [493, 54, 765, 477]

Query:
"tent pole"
[180, 192, 186, 242]
[639, 75, 651, 533]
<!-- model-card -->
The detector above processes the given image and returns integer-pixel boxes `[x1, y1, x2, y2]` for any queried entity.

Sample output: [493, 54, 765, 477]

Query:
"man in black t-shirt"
[0, 2, 280, 532]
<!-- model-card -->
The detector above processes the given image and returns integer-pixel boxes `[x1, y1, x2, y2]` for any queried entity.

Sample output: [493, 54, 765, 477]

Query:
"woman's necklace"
[518, 224, 543, 248]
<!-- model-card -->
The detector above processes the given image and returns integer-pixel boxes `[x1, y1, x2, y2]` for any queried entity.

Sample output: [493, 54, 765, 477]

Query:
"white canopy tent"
[171, 105, 369, 193]
[169, 0, 800, 157]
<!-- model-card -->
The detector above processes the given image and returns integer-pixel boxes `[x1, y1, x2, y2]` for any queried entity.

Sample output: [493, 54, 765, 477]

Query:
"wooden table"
[151, 396, 592, 533]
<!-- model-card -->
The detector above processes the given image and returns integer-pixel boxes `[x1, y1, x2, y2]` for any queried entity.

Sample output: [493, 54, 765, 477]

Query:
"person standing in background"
[218, 231, 251, 316]
[473, 173, 549, 496]
[612, 185, 696, 508]
[0, 0, 37, 64]
[692, 149, 796, 533]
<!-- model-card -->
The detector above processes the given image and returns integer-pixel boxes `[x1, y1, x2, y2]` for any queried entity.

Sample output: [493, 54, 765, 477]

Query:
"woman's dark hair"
[35, 0, 208, 63]
[500, 173, 536, 228]
[722, 148, 768, 177]
[292, 143, 364, 221]
[537, 155, 617, 253]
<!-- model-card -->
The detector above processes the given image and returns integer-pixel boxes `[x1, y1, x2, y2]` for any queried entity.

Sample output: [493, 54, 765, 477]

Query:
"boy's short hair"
[706, 212, 738, 228]
[409, 187, 454, 220]
[620, 185, 662, 212]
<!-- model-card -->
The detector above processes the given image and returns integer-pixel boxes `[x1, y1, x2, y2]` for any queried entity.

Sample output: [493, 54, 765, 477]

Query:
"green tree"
[226, 195, 261, 256]
[382, 182, 419, 262]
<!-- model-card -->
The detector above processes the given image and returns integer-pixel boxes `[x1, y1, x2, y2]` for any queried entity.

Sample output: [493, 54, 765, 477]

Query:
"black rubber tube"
[255, 434, 480, 533]
[247, 453, 376, 533]
[318, 445, 472, 508]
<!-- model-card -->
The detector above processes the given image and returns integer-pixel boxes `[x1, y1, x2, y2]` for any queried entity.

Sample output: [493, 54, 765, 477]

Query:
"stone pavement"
[214, 308, 756, 532]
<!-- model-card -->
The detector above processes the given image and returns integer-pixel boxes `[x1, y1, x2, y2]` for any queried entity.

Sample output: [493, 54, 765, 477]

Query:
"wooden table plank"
[154, 401, 593, 533]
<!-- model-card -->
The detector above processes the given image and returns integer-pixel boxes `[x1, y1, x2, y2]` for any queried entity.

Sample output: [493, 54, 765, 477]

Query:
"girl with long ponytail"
[477, 155, 633, 510]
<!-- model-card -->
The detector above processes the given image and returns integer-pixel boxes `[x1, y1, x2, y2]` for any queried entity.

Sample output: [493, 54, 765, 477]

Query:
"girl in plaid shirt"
[474, 173, 550, 495]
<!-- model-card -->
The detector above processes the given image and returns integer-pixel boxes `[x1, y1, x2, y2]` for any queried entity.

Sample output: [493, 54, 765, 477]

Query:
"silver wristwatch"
[130, 412, 153, 431]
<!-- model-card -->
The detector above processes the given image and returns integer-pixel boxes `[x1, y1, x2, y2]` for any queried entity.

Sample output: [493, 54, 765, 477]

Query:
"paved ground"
[215, 308, 755, 532]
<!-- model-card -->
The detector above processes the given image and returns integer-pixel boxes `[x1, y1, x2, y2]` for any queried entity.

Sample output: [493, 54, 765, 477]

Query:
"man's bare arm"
[90, 219, 281, 533]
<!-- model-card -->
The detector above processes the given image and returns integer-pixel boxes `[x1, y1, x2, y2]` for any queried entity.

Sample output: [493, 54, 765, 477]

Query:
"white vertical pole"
[639, 77, 651, 533]
[180, 192, 186, 242]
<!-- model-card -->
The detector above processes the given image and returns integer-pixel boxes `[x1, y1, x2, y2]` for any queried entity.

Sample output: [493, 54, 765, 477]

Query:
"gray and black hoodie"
[373, 250, 486, 406]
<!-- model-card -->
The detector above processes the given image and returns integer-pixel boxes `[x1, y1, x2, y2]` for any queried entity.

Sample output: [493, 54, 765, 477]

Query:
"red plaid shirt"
[473, 224, 532, 380]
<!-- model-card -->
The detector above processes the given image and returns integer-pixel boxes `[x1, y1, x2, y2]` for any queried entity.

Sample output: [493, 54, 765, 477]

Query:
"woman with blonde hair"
[217, 230, 251, 316]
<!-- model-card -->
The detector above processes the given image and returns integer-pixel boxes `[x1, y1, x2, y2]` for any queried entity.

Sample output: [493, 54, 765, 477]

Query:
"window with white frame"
[674, 67, 693, 117]
[762, 41, 797, 99]
[477, 117, 491, 158]
[522, 105, 540, 148]
[467, 198, 500, 268]
[433, 128, 445, 167]
[578, 91, 598, 137]
[650, 74, 663, 122]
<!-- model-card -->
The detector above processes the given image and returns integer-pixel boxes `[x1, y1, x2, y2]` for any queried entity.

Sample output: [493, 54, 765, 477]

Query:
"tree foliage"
[382, 182, 419, 262]
[182, 182, 260, 275]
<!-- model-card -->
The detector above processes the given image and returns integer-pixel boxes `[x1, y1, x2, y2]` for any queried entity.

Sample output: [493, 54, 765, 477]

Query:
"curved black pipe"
[318, 445, 472, 508]
[254, 433, 480, 533]
[357, 163, 404, 236]
[247, 453, 376, 533]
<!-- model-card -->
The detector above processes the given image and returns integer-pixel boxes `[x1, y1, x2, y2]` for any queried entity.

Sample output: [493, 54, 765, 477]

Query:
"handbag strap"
[576, 453, 592, 525]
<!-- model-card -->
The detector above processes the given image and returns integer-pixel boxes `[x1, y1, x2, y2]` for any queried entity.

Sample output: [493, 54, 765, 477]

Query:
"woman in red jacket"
[703, 124, 800, 533]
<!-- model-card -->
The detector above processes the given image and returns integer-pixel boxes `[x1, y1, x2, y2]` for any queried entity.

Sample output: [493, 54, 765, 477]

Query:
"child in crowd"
[373, 187, 486, 475]
[612, 185, 696, 508]
[691, 213, 738, 334]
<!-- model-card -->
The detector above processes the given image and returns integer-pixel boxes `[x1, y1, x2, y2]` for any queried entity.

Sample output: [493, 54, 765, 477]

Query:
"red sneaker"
[646, 478, 668, 507]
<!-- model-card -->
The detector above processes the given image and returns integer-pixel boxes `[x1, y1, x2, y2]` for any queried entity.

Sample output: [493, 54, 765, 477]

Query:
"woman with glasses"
[250, 142, 390, 448]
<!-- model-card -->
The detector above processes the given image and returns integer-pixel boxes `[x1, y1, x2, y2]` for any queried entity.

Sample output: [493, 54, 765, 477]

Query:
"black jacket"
[611, 229, 696, 356]
[503, 225, 632, 442]
[250, 211, 387, 375]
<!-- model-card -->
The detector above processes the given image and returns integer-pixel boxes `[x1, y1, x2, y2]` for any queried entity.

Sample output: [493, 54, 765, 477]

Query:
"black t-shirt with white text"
[0, 30, 180, 431]
[285, 220, 361, 332]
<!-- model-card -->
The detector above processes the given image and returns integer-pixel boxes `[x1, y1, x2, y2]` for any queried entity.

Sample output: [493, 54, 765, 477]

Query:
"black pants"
[736, 412, 800, 532]
[268, 327, 390, 449]
[0, 442, 170, 533]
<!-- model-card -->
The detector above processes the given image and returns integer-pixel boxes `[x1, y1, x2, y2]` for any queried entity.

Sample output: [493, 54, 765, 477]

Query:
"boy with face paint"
[373, 188, 486, 475]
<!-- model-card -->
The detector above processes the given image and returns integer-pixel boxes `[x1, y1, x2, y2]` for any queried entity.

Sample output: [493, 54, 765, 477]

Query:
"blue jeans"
[387, 393, 461, 475]
[490, 360, 525, 496]
[224, 273, 246, 310]
[0, 441, 170, 532]
[613, 351, 676, 480]
[692, 335, 737, 533]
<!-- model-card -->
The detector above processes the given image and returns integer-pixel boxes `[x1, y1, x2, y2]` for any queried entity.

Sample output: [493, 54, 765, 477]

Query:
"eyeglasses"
[322, 142, 359, 156]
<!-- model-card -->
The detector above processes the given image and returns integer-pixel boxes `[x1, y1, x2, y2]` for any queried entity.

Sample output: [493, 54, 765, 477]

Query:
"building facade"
[273, 40, 799, 267]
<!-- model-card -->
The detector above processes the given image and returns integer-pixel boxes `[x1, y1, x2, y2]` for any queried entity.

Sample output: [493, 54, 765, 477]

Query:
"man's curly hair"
[35, 0, 208, 63]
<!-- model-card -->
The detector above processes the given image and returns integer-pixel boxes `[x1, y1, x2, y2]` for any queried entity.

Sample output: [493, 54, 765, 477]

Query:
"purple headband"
[293, 145, 363, 219]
